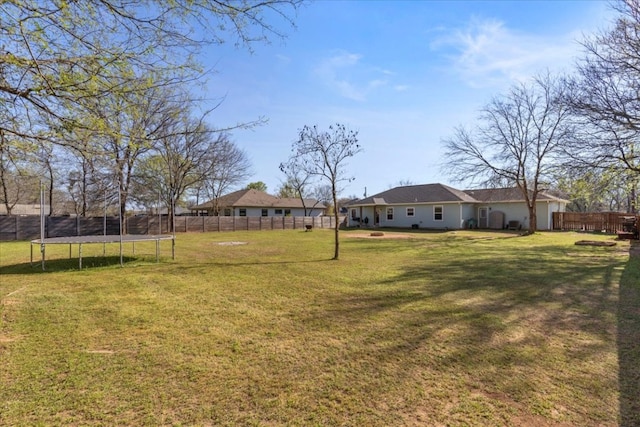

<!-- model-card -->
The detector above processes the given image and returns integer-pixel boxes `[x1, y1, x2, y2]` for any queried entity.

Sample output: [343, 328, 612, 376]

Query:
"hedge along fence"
[552, 212, 640, 234]
[0, 215, 339, 241]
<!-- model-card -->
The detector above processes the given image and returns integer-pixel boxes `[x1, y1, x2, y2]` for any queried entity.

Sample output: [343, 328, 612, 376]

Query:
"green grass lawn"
[1, 229, 638, 426]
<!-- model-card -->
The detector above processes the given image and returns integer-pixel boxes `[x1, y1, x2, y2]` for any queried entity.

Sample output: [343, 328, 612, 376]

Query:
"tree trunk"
[332, 188, 339, 260]
[528, 205, 537, 234]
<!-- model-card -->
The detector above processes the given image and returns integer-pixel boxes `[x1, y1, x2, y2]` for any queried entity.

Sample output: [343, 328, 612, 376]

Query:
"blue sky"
[201, 0, 613, 198]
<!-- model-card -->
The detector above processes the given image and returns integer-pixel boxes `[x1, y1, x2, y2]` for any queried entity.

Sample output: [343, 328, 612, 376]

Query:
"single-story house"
[190, 189, 327, 217]
[0, 203, 50, 216]
[346, 183, 568, 231]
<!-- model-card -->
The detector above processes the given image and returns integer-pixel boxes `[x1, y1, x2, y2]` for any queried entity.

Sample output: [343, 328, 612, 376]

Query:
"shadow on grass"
[619, 240, 640, 426]
[174, 258, 336, 270]
[303, 241, 627, 422]
[0, 256, 139, 274]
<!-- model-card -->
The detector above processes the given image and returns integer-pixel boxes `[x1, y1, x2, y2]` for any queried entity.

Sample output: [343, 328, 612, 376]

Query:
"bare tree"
[565, 0, 640, 212]
[279, 156, 314, 214]
[285, 124, 362, 259]
[132, 110, 231, 227]
[312, 184, 333, 213]
[389, 179, 415, 189]
[442, 74, 572, 233]
[198, 135, 253, 215]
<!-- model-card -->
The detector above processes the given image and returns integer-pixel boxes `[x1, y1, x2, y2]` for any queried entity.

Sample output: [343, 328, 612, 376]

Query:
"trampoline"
[31, 234, 175, 270]
[30, 181, 177, 270]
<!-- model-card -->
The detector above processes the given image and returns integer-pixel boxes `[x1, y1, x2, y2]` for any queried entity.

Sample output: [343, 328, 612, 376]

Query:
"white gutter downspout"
[459, 203, 463, 229]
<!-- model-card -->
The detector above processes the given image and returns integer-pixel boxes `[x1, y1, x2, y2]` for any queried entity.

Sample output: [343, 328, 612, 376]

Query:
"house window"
[239, 208, 247, 217]
[224, 208, 231, 216]
[261, 209, 268, 217]
[275, 209, 283, 215]
[406, 207, 415, 217]
[351, 208, 357, 219]
[386, 207, 394, 221]
[434, 205, 443, 221]
[284, 209, 291, 216]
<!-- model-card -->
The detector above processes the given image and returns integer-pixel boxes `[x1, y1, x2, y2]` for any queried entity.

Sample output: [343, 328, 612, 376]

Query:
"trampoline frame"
[31, 234, 175, 270]
[30, 180, 178, 270]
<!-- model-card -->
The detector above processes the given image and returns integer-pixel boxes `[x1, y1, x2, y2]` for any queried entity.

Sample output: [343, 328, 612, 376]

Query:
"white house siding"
[536, 203, 551, 230]
[477, 203, 527, 229]
[348, 201, 564, 231]
[349, 203, 465, 229]
[460, 204, 475, 228]
[302, 208, 325, 217]
[348, 206, 376, 227]
[234, 207, 267, 217]
[232, 207, 324, 217]
[407, 204, 463, 229]
[543, 201, 565, 230]
[478, 201, 563, 231]
[536, 201, 565, 231]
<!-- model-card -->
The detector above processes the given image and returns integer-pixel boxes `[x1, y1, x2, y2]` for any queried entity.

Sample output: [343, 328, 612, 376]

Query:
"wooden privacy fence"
[0, 215, 338, 241]
[552, 212, 640, 234]
[150, 215, 336, 234]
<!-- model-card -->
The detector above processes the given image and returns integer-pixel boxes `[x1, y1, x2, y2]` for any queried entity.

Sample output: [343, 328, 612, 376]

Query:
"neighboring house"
[346, 183, 568, 231]
[190, 189, 327, 217]
[0, 203, 50, 216]
[146, 206, 191, 216]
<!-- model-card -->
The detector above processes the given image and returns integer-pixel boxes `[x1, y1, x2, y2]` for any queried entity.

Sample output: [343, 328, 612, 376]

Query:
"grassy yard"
[0, 229, 638, 426]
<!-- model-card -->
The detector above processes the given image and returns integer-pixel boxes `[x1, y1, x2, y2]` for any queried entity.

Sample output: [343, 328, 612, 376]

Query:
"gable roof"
[191, 189, 326, 210]
[349, 183, 568, 206]
[351, 183, 478, 206]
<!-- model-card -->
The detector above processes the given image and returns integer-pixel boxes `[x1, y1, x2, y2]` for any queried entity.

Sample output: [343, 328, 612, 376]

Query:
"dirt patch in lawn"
[575, 240, 617, 247]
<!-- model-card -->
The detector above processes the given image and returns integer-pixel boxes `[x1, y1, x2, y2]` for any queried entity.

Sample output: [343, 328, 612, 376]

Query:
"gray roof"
[191, 189, 326, 210]
[350, 183, 568, 206]
[351, 183, 478, 206]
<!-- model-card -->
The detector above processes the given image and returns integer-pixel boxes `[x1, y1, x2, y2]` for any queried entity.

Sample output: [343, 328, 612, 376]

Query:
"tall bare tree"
[565, 0, 640, 212]
[132, 109, 234, 227]
[285, 124, 362, 259]
[279, 156, 314, 214]
[442, 74, 572, 233]
[197, 135, 253, 215]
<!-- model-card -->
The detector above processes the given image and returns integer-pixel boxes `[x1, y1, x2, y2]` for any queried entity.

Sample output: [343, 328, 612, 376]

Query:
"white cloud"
[433, 17, 579, 88]
[313, 50, 393, 101]
[275, 53, 291, 64]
